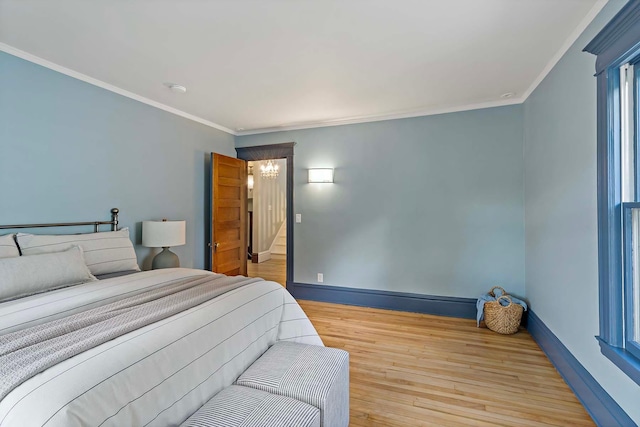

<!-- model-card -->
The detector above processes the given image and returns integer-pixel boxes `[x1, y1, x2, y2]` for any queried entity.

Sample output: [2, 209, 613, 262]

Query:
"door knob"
[213, 242, 220, 251]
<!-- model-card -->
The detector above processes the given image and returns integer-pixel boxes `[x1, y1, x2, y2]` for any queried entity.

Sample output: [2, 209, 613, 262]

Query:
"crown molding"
[2, 0, 608, 138]
[236, 97, 524, 136]
[0, 43, 236, 136]
[240, 0, 607, 136]
[521, 0, 609, 100]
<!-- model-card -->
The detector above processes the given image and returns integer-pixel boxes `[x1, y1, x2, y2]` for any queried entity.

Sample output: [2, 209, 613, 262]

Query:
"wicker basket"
[488, 286, 506, 298]
[483, 288, 523, 335]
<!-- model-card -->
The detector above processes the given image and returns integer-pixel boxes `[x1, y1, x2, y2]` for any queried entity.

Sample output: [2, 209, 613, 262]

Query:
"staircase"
[270, 220, 286, 259]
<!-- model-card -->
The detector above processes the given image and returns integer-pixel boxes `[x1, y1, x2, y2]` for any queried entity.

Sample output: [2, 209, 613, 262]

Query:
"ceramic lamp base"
[152, 247, 180, 269]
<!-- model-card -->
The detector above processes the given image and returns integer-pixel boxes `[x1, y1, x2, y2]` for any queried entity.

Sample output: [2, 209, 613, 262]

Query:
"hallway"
[246, 257, 286, 287]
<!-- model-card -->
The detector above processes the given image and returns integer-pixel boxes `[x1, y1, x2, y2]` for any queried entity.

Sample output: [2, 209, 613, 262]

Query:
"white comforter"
[0, 268, 322, 427]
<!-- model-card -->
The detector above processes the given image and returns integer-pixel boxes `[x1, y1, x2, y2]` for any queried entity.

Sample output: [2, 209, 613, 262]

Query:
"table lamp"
[142, 219, 186, 269]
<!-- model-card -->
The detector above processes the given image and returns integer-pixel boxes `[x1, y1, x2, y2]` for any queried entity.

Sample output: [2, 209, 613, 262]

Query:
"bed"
[0, 209, 323, 427]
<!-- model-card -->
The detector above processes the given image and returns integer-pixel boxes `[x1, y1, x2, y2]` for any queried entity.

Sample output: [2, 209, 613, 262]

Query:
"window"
[624, 203, 640, 361]
[620, 60, 640, 362]
[584, 1, 640, 385]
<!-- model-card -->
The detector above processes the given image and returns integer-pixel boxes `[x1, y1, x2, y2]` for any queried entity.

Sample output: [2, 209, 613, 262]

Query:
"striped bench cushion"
[16, 228, 140, 276]
[0, 234, 19, 259]
[236, 342, 349, 427]
[180, 385, 320, 427]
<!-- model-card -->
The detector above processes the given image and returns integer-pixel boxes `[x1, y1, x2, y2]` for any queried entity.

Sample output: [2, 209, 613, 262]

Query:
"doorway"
[246, 159, 287, 286]
[236, 143, 294, 291]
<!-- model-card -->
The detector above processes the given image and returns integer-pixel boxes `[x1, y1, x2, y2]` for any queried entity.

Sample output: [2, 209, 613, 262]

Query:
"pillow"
[16, 228, 140, 276]
[0, 246, 97, 302]
[0, 234, 20, 259]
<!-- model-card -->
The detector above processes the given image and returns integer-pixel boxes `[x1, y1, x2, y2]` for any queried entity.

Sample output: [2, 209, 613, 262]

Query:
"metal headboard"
[0, 208, 120, 232]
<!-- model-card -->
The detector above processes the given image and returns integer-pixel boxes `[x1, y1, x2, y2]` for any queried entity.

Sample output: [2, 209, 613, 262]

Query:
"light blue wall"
[3, 8, 636, 418]
[0, 52, 236, 269]
[523, 0, 640, 422]
[237, 106, 525, 298]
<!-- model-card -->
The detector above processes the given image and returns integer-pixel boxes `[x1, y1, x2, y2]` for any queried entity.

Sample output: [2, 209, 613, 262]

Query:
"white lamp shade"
[308, 168, 334, 183]
[142, 220, 186, 247]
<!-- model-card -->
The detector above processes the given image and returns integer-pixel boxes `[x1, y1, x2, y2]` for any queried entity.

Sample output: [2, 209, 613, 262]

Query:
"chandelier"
[260, 160, 279, 179]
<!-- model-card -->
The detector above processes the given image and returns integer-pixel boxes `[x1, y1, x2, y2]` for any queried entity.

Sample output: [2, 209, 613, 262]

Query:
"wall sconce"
[308, 168, 334, 183]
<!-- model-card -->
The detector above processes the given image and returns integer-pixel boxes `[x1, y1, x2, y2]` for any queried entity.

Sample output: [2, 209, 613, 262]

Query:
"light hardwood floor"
[298, 300, 594, 427]
[245, 259, 593, 425]
[246, 257, 286, 286]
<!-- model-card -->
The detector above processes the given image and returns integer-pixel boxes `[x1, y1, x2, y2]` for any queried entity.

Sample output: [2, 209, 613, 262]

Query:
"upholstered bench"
[180, 385, 320, 427]
[236, 341, 350, 427]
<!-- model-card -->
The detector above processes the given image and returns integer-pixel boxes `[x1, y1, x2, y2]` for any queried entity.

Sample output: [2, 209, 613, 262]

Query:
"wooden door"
[211, 153, 247, 276]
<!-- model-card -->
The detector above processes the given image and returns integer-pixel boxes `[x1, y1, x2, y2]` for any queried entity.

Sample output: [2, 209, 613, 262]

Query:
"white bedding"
[0, 268, 322, 427]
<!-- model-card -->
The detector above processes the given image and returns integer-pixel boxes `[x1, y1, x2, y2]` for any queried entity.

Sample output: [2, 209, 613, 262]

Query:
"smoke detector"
[164, 83, 187, 94]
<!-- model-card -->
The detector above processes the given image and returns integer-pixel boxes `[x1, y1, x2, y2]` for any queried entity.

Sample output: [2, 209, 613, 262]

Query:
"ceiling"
[0, 0, 605, 135]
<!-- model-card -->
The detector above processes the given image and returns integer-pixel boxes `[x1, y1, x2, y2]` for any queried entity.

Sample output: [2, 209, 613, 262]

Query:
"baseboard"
[291, 284, 634, 425]
[290, 282, 476, 319]
[255, 251, 271, 263]
[527, 311, 634, 427]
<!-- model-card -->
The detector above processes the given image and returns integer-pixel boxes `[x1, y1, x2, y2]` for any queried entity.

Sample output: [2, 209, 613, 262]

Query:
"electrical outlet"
[296, 214, 302, 223]
[317, 273, 323, 283]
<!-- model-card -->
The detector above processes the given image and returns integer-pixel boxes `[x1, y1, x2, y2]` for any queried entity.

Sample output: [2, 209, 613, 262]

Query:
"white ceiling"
[0, 0, 605, 135]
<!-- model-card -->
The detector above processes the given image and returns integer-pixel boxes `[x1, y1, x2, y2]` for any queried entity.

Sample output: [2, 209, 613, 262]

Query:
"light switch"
[296, 214, 302, 223]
